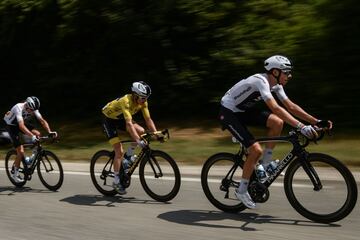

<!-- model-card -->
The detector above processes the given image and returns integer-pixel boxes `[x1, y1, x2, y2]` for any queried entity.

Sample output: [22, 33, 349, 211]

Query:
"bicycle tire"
[90, 150, 117, 196]
[139, 150, 181, 202]
[201, 152, 246, 213]
[284, 153, 358, 223]
[5, 150, 28, 187]
[37, 150, 64, 191]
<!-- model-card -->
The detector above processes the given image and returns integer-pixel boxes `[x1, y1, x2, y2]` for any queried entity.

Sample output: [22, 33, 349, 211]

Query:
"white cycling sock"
[238, 178, 249, 194]
[262, 148, 273, 165]
[114, 172, 120, 184]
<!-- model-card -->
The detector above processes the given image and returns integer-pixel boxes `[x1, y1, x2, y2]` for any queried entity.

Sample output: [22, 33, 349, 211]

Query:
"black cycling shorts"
[5, 123, 35, 148]
[102, 115, 127, 141]
[219, 106, 270, 148]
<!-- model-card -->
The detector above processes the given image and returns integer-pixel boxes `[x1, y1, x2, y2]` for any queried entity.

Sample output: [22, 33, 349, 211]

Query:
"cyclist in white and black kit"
[219, 55, 332, 208]
[3, 96, 58, 183]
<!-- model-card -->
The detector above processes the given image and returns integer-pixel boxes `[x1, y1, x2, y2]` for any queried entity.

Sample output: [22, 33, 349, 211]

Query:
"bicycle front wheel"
[37, 150, 64, 191]
[5, 150, 28, 187]
[201, 153, 246, 213]
[139, 150, 181, 202]
[90, 150, 117, 196]
[284, 153, 358, 223]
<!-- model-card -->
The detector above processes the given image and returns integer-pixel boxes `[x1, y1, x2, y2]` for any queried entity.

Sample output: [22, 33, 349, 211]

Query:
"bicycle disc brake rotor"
[248, 181, 270, 203]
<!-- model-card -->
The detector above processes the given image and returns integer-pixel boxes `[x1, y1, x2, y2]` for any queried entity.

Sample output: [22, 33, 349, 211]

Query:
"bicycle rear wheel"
[90, 150, 117, 196]
[5, 150, 28, 187]
[139, 150, 181, 202]
[284, 153, 358, 223]
[201, 153, 246, 213]
[37, 150, 64, 191]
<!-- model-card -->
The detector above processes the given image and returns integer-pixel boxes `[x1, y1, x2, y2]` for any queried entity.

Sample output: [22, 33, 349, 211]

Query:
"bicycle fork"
[299, 152, 323, 191]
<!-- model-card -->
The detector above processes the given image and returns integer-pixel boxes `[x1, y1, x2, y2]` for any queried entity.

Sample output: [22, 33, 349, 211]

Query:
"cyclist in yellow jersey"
[102, 81, 157, 194]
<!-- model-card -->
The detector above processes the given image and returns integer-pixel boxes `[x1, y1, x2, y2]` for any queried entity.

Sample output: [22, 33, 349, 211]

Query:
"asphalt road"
[0, 163, 359, 240]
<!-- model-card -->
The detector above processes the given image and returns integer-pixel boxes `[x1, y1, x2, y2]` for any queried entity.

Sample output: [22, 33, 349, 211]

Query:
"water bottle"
[256, 164, 267, 182]
[25, 153, 35, 165]
[25, 156, 31, 165]
[265, 160, 279, 174]
[123, 154, 136, 172]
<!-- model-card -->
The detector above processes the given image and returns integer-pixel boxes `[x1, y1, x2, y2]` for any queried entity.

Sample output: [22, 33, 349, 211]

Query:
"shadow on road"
[60, 194, 171, 207]
[0, 186, 55, 195]
[158, 210, 340, 231]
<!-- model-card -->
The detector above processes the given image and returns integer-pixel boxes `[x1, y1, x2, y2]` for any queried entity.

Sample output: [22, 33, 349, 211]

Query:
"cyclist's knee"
[267, 114, 284, 130]
[133, 124, 145, 135]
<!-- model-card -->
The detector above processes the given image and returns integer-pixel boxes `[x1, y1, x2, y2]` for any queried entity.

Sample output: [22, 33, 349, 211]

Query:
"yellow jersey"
[102, 94, 151, 120]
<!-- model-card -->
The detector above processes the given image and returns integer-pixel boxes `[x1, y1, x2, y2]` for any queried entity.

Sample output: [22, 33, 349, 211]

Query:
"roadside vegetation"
[1, 121, 358, 167]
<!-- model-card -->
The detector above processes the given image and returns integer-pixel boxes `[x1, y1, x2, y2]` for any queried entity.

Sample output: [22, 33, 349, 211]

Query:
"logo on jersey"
[234, 86, 251, 100]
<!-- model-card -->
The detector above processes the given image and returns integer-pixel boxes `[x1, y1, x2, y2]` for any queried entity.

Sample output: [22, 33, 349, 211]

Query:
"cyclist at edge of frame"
[3, 96, 58, 183]
[102, 81, 158, 195]
[218, 55, 333, 209]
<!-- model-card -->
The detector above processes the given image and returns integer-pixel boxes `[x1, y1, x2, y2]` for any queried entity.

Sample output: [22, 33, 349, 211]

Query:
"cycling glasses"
[282, 70, 292, 77]
[135, 95, 148, 101]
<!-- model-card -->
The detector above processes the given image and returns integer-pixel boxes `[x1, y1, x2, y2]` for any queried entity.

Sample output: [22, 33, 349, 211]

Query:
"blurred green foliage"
[0, 0, 359, 129]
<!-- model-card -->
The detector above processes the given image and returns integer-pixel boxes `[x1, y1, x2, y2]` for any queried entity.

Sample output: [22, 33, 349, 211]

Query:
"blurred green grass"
[0, 121, 359, 166]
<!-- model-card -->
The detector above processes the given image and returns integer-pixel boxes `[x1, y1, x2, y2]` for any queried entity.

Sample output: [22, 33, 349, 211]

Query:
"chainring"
[120, 170, 131, 188]
[248, 181, 270, 203]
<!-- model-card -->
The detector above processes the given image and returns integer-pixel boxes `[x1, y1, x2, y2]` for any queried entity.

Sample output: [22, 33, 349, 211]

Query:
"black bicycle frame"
[105, 146, 151, 178]
[231, 132, 323, 190]
[23, 145, 42, 175]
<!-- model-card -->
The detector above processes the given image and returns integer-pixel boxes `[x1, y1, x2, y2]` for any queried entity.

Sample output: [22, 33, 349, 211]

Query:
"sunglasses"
[282, 70, 292, 76]
[136, 95, 148, 101]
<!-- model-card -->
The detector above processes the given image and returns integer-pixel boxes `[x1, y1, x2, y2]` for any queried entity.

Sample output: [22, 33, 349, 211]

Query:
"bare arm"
[125, 118, 142, 142]
[144, 117, 157, 133]
[38, 117, 52, 133]
[265, 98, 304, 128]
[281, 98, 318, 125]
[18, 120, 36, 137]
[36, 115, 58, 138]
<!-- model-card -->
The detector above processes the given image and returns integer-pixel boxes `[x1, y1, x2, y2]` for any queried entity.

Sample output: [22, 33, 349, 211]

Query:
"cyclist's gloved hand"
[137, 139, 147, 148]
[155, 133, 165, 142]
[31, 135, 39, 143]
[49, 131, 58, 138]
[300, 125, 318, 139]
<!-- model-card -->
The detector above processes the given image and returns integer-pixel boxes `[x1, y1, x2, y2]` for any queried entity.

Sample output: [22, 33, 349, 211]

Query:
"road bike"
[201, 129, 358, 223]
[90, 129, 181, 202]
[5, 134, 64, 191]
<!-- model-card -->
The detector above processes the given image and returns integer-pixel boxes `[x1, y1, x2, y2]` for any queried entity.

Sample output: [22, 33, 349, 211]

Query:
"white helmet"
[26, 96, 40, 110]
[264, 55, 292, 71]
[131, 81, 151, 98]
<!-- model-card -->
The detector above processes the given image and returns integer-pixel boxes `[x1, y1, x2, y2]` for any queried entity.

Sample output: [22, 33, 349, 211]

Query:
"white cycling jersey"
[4, 103, 42, 126]
[221, 73, 288, 112]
